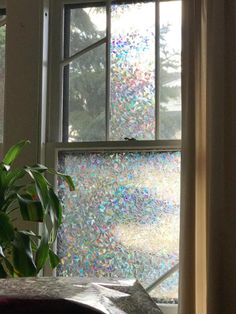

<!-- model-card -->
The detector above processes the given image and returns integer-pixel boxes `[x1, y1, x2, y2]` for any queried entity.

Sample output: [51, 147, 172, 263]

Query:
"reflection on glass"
[159, 1, 181, 139]
[57, 151, 180, 301]
[68, 44, 106, 142]
[69, 7, 106, 57]
[109, 2, 155, 140]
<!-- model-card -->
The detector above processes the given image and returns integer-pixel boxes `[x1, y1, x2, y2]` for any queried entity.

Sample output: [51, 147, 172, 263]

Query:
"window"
[48, 0, 181, 305]
[61, 1, 181, 142]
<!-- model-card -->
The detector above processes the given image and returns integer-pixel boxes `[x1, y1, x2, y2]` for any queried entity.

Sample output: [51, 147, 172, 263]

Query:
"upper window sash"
[48, 0, 181, 147]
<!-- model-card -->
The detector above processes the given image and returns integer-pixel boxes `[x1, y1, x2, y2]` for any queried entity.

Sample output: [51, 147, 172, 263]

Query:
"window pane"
[109, 2, 155, 140]
[69, 6, 106, 57]
[0, 23, 5, 142]
[150, 271, 178, 303]
[159, 1, 181, 139]
[57, 151, 180, 301]
[67, 44, 106, 142]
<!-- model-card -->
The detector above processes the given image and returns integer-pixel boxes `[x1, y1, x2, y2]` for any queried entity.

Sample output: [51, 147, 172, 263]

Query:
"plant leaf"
[29, 164, 48, 173]
[3, 140, 30, 166]
[6, 168, 25, 187]
[20, 230, 39, 238]
[12, 232, 37, 277]
[25, 169, 49, 209]
[4, 258, 15, 277]
[35, 224, 49, 272]
[0, 212, 15, 242]
[0, 245, 5, 257]
[49, 249, 60, 269]
[0, 263, 7, 278]
[17, 194, 44, 222]
[48, 188, 62, 243]
[48, 169, 75, 191]
[49, 188, 62, 227]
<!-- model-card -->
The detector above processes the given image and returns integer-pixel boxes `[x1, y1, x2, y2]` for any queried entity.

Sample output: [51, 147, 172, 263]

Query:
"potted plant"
[0, 140, 75, 278]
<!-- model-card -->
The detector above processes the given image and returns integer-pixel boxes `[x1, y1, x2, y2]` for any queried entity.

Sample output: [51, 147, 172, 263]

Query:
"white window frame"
[47, 0, 181, 312]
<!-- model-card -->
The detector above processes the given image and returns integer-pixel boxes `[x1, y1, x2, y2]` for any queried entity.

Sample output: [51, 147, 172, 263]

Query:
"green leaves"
[0, 139, 75, 278]
[25, 169, 50, 209]
[48, 169, 75, 191]
[0, 212, 14, 242]
[12, 232, 37, 277]
[35, 225, 49, 272]
[3, 140, 30, 166]
[0, 263, 7, 278]
[49, 249, 60, 268]
[48, 188, 62, 242]
[17, 195, 44, 222]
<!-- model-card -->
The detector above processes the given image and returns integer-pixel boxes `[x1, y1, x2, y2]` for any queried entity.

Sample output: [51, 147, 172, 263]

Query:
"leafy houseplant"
[0, 140, 75, 278]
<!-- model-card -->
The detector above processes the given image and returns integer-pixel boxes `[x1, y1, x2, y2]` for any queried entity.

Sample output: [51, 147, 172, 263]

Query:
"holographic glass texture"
[110, 3, 156, 140]
[57, 151, 180, 301]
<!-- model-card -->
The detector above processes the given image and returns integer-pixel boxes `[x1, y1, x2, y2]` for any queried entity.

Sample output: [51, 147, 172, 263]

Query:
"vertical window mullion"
[105, 1, 111, 141]
[155, 0, 160, 140]
[62, 6, 71, 142]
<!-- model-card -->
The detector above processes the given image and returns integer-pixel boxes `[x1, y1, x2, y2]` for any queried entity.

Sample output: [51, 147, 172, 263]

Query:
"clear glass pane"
[0, 24, 5, 142]
[109, 2, 155, 141]
[149, 271, 178, 303]
[69, 7, 106, 57]
[57, 151, 180, 301]
[67, 44, 106, 142]
[159, 1, 181, 139]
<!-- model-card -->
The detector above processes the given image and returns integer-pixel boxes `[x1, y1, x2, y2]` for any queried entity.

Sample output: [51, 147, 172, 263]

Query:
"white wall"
[4, 0, 46, 232]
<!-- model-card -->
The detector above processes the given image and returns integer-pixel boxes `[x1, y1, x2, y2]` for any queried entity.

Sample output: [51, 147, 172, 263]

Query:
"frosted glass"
[57, 151, 180, 300]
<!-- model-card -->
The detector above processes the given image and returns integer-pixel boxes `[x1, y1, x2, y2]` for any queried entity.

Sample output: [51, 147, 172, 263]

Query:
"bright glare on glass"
[159, 1, 181, 139]
[109, 2, 156, 140]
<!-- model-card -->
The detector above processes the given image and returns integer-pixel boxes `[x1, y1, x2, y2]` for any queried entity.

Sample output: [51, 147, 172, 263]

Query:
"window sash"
[63, 1, 158, 142]
[48, 0, 181, 147]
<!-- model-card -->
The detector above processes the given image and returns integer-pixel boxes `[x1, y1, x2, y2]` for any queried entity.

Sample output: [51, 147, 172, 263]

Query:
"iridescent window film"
[57, 151, 180, 301]
[109, 2, 155, 140]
